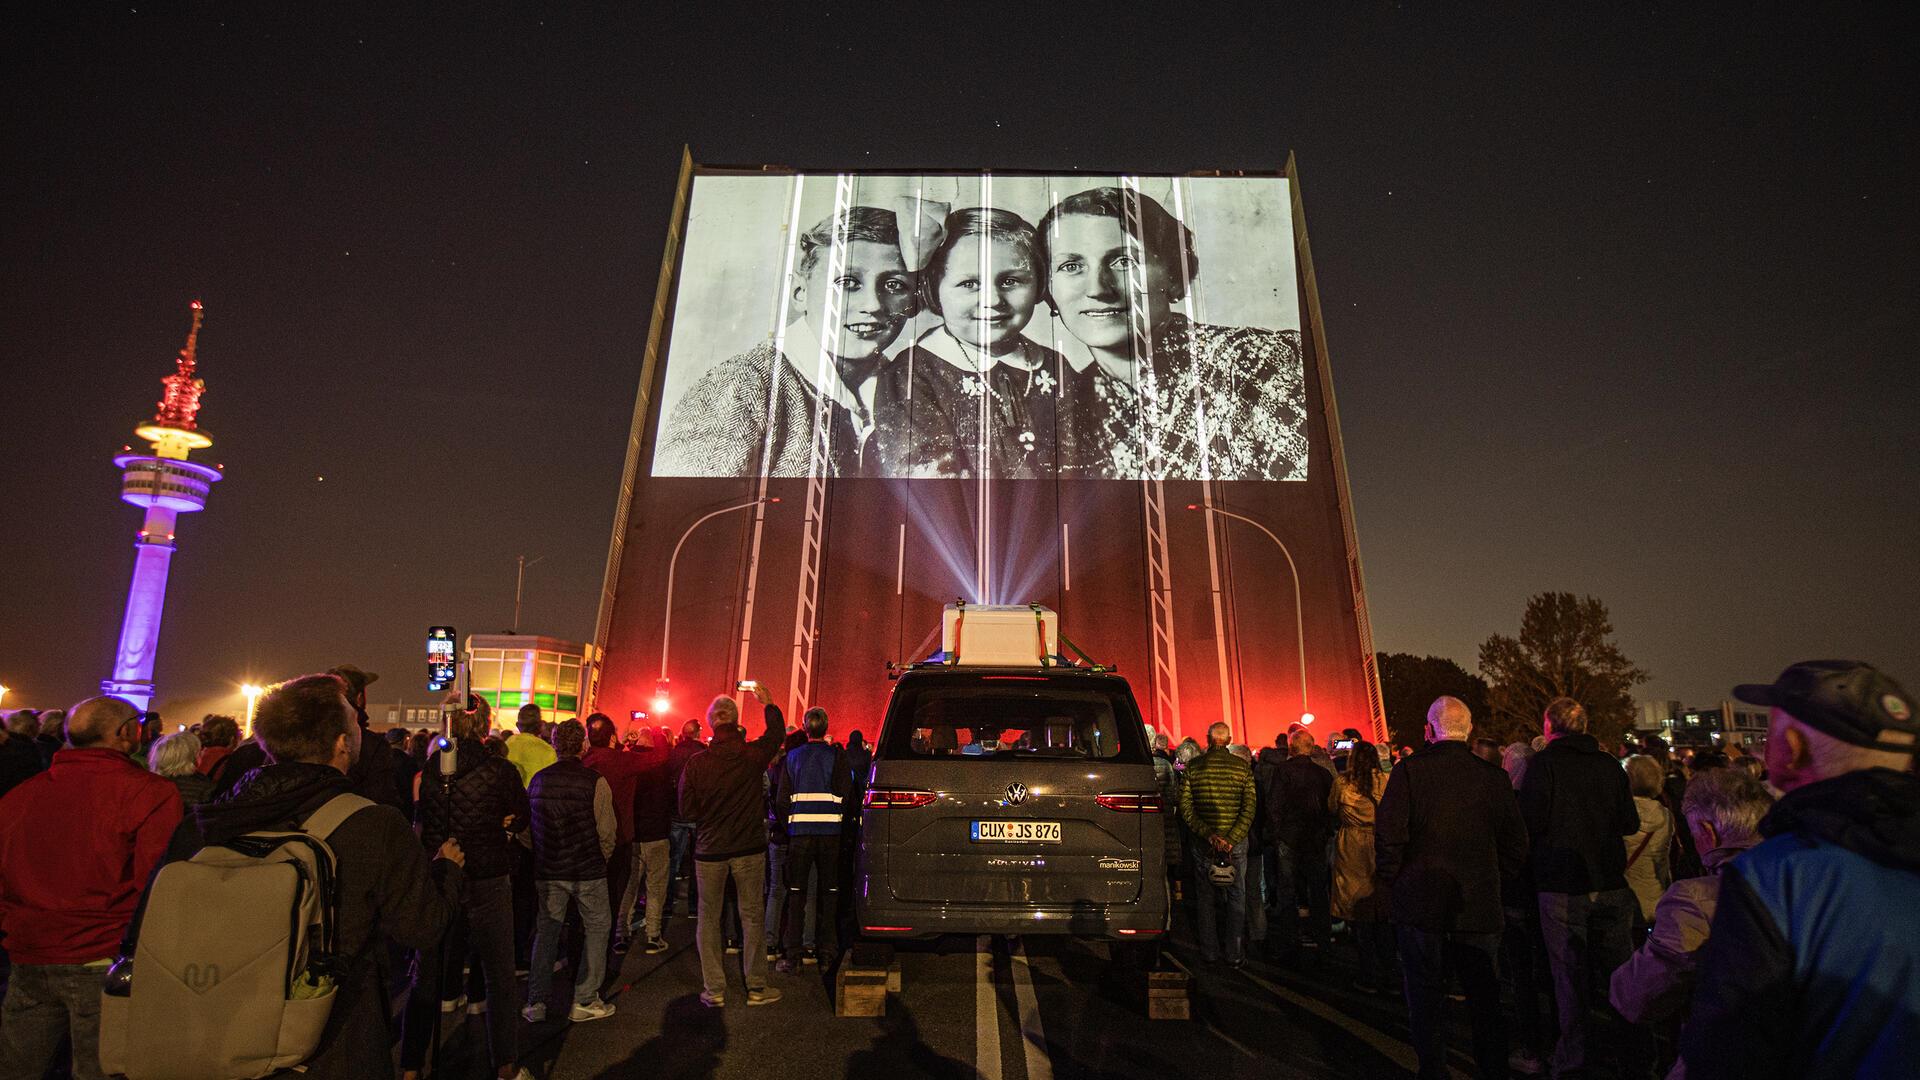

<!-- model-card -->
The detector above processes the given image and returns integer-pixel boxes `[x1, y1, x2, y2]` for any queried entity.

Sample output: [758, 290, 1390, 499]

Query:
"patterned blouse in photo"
[1085, 316, 1309, 481]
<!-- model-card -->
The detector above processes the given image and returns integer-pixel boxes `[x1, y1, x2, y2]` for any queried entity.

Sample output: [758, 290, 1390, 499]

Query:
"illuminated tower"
[101, 302, 223, 711]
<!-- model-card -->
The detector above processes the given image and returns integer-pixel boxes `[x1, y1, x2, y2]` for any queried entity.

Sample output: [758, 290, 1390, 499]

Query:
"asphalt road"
[418, 915, 1483, 1080]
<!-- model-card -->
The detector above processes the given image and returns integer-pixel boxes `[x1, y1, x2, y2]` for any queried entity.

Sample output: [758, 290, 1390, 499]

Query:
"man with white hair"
[1680, 661, 1920, 1080]
[1517, 695, 1646, 1078]
[1178, 721, 1259, 967]
[678, 685, 786, 1007]
[1608, 768, 1773, 1051]
[1376, 696, 1527, 1080]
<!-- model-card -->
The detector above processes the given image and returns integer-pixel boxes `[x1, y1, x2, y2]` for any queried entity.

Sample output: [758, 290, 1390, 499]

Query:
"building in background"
[466, 633, 594, 728]
[101, 303, 224, 713]
[1634, 698, 1769, 752]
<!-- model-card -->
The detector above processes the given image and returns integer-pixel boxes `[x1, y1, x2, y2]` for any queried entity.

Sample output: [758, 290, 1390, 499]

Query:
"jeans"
[529, 878, 612, 1007]
[696, 853, 768, 994]
[400, 875, 519, 1072]
[784, 834, 840, 960]
[666, 820, 695, 915]
[1395, 926, 1505, 1080]
[1189, 838, 1249, 964]
[763, 841, 788, 949]
[1243, 844, 1269, 944]
[1538, 887, 1649, 1077]
[0, 962, 106, 1080]
[621, 839, 672, 940]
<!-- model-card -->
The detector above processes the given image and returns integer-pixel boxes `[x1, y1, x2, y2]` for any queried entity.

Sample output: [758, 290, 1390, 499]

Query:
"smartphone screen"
[427, 626, 457, 692]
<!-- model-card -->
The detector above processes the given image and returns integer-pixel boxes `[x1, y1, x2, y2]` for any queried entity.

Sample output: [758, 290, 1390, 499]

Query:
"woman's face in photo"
[1047, 212, 1175, 352]
[797, 239, 914, 361]
[936, 235, 1039, 353]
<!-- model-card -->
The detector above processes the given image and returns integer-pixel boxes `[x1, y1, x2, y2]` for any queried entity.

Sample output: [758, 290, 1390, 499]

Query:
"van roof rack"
[886, 634, 1113, 678]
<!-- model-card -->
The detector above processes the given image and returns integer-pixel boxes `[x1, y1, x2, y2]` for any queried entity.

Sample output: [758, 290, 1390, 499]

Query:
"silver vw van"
[855, 665, 1170, 941]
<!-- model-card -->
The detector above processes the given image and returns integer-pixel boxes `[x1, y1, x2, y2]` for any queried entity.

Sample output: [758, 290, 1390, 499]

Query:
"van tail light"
[1115, 928, 1165, 936]
[864, 925, 915, 934]
[864, 787, 937, 810]
[1097, 792, 1163, 813]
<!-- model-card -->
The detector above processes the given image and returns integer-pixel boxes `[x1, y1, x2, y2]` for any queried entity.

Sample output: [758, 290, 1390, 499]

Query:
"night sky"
[3, 5, 1913, 716]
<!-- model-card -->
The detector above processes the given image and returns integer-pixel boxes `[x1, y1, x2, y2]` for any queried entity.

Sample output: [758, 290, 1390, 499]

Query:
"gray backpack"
[99, 792, 372, 1079]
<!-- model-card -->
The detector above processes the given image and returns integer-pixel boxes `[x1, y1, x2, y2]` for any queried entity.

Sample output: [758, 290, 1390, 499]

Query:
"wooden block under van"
[1144, 953, 1191, 1021]
[836, 965, 887, 1017]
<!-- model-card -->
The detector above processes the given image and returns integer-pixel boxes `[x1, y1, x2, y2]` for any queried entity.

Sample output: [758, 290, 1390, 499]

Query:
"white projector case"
[940, 604, 1059, 667]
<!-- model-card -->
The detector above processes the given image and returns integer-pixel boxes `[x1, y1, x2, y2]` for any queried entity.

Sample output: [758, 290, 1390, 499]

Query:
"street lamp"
[1184, 503, 1309, 722]
[241, 683, 263, 737]
[660, 497, 780, 686]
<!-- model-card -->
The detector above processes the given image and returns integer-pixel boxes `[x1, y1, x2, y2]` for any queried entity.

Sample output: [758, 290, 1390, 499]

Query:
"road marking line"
[1008, 939, 1054, 1080]
[976, 935, 1003, 1080]
[1233, 967, 1469, 1080]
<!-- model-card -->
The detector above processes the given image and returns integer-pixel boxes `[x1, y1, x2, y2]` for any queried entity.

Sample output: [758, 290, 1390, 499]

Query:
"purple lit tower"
[101, 302, 223, 712]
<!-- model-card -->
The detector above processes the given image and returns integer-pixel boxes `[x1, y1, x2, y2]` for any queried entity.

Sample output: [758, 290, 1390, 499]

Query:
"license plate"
[971, 820, 1062, 843]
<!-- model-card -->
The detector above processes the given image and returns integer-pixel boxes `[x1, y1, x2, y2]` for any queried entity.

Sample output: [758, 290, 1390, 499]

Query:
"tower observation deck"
[102, 302, 223, 711]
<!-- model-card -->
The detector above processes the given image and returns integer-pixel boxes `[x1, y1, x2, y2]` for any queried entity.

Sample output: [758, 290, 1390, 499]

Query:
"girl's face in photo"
[936, 235, 1039, 353]
[1047, 212, 1175, 352]
[797, 239, 914, 361]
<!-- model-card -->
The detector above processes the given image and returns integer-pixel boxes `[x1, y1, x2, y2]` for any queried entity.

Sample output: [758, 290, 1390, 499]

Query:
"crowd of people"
[1170, 659, 1919, 1079]
[0, 658, 1913, 1079]
[0, 668, 865, 1080]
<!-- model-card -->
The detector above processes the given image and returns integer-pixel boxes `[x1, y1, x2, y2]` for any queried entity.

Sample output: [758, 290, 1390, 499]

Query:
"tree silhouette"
[1376, 652, 1490, 749]
[1477, 592, 1648, 747]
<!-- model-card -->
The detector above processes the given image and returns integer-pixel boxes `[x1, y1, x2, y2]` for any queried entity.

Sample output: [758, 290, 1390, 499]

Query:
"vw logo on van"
[1005, 782, 1028, 806]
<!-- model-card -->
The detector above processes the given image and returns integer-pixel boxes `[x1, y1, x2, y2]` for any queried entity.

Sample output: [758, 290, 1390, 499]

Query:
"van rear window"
[879, 675, 1148, 762]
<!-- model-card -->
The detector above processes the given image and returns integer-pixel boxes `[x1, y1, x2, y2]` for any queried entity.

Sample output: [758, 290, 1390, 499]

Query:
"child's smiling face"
[936, 235, 1039, 353]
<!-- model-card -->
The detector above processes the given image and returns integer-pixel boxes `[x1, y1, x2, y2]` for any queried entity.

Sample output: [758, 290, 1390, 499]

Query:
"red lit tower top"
[135, 301, 213, 458]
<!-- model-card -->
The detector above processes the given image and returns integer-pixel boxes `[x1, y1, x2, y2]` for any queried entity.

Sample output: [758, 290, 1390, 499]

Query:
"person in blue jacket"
[773, 707, 850, 972]
[1681, 659, 1920, 1080]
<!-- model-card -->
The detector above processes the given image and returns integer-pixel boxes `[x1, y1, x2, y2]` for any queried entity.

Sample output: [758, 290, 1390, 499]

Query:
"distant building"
[368, 633, 597, 733]
[1633, 698, 1769, 751]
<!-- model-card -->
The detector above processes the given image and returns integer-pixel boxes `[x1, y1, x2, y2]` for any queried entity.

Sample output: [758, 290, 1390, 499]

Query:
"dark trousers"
[1502, 901, 1552, 1057]
[605, 841, 632, 943]
[1273, 839, 1332, 950]
[784, 833, 841, 960]
[665, 819, 695, 916]
[512, 844, 536, 964]
[1351, 918, 1396, 988]
[1189, 838, 1249, 964]
[1538, 888, 1651, 1077]
[400, 874, 518, 1073]
[1396, 925, 1505, 1080]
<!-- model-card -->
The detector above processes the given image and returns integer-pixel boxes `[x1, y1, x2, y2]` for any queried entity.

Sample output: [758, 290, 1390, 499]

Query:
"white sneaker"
[569, 998, 616, 1022]
[520, 1002, 545, 1023]
[746, 986, 782, 1006]
[466, 1000, 487, 1015]
[440, 994, 467, 1013]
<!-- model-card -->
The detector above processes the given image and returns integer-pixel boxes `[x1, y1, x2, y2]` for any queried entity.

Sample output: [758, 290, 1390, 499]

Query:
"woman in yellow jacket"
[1331, 741, 1395, 993]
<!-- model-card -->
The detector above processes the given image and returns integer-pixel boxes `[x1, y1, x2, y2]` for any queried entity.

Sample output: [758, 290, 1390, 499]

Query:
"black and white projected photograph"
[649, 173, 1308, 482]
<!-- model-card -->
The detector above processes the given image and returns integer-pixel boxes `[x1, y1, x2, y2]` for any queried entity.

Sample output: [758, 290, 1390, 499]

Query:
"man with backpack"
[0, 696, 182, 1080]
[110, 673, 465, 1079]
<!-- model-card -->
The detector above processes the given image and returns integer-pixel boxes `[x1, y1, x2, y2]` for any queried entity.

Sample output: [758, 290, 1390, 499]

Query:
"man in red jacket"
[0, 696, 183, 1080]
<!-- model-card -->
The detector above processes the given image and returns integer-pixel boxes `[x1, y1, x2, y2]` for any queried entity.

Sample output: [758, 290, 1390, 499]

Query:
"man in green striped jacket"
[1179, 721, 1259, 966]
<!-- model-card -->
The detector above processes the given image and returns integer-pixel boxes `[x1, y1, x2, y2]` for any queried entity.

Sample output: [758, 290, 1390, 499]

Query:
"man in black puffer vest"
[680, 685, 786, 1008]
[400, 695, 532, 1080]
[524, 719, 617, 1024]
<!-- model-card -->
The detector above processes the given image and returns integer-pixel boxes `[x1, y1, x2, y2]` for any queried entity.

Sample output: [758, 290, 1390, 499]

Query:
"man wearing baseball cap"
[1680, 660, 1919, 1080]
[330, 664, 404, 816]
